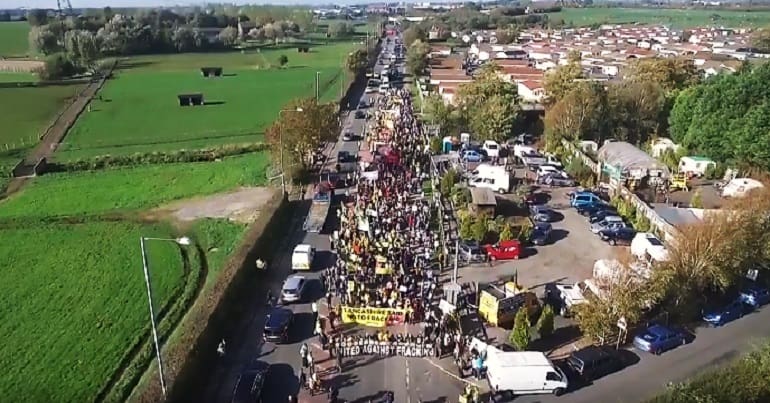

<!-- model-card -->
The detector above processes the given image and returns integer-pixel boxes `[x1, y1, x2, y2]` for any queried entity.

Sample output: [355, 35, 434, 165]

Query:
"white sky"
[1, 0, 370, 8]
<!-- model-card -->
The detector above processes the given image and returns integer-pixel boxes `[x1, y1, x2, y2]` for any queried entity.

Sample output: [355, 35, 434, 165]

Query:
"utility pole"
[315, 71, 320, 101]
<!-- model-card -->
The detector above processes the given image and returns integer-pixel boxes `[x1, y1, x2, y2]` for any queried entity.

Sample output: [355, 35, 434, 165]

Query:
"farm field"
[0, 21, 30, 57]
[58, 41, 359, 160]
[0, 84, 83, 148]
[0, 153, 270, 218]
[554, 7, 770, 28]
[0, 221, 186, 402]
[0, 71, 38, 83]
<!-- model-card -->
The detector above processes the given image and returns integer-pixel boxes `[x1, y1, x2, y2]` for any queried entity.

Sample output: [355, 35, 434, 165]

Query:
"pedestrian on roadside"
[312, 301, 319, 322]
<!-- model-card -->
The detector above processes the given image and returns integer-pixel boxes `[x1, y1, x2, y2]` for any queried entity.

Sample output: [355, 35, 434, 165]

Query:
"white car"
[536, 165, 562, 178]
[482, 140, 500, 159]
[378, 84, 389, 94]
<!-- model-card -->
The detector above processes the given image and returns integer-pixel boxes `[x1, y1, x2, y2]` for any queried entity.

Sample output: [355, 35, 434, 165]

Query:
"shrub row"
[46, 143, 269, 173]
[129, 189, 290, 403]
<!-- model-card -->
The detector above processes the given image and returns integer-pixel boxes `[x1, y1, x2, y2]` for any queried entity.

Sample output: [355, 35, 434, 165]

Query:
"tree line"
[24, 6, 322, 80]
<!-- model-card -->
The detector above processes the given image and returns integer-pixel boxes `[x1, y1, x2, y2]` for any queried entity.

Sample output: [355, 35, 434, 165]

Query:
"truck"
[486, 350, 569, 398]
[303, 184, 331, 233]
[291, 244, 316, 271]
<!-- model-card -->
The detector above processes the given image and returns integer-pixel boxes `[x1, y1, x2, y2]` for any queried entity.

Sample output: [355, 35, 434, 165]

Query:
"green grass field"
[0, 153, 269, 218]
[555, 7, 770, 28]
[0, 84, 82, 148]
[0, 221, 185, 402]
[0, 71, 38, 83]
[0, 21, 30, 57]
[58, 42, 358, 160]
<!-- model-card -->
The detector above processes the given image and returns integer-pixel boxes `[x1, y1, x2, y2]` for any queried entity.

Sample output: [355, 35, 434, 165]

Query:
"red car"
[483, 240, 522, 261]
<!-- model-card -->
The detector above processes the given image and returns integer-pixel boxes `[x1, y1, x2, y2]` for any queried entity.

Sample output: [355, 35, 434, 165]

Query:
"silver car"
[590, 216, 626, 234]
[280, 275, 307, 303]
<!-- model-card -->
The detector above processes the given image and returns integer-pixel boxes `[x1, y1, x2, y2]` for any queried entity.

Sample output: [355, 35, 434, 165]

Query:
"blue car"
[571, 192, 604, 209]
[739, 284, 770, 309]
[633, 324, 687, 355]
[462, 150, 484, 163]
[702, 298, 746, 327]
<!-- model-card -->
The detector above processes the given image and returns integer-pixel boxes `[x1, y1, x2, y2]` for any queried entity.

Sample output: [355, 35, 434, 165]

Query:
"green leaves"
[406, 39, 430, 77]
[456, 63, 521, 142]
[509, 307, 531, 350]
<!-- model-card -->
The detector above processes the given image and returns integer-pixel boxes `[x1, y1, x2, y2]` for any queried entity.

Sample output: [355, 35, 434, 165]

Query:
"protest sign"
[340, 306, 407, 327]
[335, 340, 435, 358]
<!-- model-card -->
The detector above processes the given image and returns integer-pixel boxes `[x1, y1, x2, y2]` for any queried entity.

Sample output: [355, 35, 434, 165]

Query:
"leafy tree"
[543, 61, 584, 105]
[459, 214, 474, 240]
[38, 52, 79, 80]
[429, 136, 442, 154]
[424, 94, 464, 136]
[346, 49, 369, 76]
[278, 54, 288, 67]
[0, 12, 11, 22]
[626, 58, 701, 93]
[218, 26, 238, 46]
[406, 39, 430, 77]
[498, 223, 513, 242]
[606, 80, 666, 145]
[544, 81, 608, 148]
[536, 304, 555, 338]
[440, 169, 459, 195]
[403, 25, 426, 47]
[27, 9, 49, 26]
[509, 307, 531, 350]
[264, 97, 340, 173]
[494, 26, 519, 44]
[328, 22, 353, 38]
[456, 63, 521, 142]
[29, 25, 61, 56]
[63, 30, 99, 71]
[171, 26, 196, 52]
[470, 214, 489, 242]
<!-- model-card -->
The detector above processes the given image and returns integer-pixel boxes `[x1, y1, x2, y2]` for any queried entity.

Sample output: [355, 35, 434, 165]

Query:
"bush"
[565, 157, 596, 188]
[509, 307, 531, 350]
[38, 52, 80, 80]
[498, 223, 514, 242]
[459, 214, 474, 240]
[536, 304, 555, 338]
[470, 214, 489, 242]
[440, 169, 459, 195]
[691, 189, 704, 208]
[430, 136, 442, 154]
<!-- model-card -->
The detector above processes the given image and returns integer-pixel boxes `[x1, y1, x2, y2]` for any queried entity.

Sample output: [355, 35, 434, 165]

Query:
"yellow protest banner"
[340, 306, 407, 327]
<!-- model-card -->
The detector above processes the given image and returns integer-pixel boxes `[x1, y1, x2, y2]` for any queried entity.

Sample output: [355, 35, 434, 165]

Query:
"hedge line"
[129, 188, 290, 403]
[46, 143, 269, 173]
[648, 342, 770, 403]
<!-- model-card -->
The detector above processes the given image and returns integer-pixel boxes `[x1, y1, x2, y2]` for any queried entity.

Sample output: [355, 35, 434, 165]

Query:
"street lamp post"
[278, 108, 305, 195]
[139, 236, 191, 400]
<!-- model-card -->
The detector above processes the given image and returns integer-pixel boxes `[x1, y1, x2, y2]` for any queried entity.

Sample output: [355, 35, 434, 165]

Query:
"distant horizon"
[1, 0, 442, 10]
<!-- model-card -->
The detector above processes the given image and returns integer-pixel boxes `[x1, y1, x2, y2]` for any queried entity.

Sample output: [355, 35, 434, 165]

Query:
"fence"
[561, 139, 679, 242]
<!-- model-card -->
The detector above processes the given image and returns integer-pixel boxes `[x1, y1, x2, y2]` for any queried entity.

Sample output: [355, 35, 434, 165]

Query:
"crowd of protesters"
[323, 88, 442, 324]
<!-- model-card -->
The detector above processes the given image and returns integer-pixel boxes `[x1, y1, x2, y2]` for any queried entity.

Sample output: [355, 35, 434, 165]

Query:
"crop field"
[0, 153, 269, 218]
[0, 21, 30, 57]
[0, 221, 185, 401]
[555, 7, 770, 28]
[0, 84, 83, 148]
[58, 41, 359, 160]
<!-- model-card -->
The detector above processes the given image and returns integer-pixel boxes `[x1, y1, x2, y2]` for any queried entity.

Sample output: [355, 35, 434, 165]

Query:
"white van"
[482, 140, 501, 159]
[486, 351, 569, 397]
[630, 232, 668, 263]
[467, 163, 504, 179]
[291, 244, 315, 271]
[468, 169, 510, 194]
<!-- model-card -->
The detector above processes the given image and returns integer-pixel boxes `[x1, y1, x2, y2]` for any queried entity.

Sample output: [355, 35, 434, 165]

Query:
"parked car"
[483, 240, 522, 261]
[589, 209, 620, 224]
[565, 346, 624, 381]
[599, 227, 637, 246]
[532, 222, 552, 246]
[342, 131, 355, 141]
[280, 275, 307, 303]
[537, 173, 575, 187]
[231, 360, 269, 403]
[632, 324, 687, 355]
[590, 216, 626, 234]
[571, 192, 604, 209]
[577, 203, 614, 217]
[702, 298, 746, 327]
[536, 164, 563, 178]
[739, 283, 770, 309]
[263, 307, 293, 343]
[355, 110, 366, 119]
[530, 205, 557, 223]
[459, 240, 487, 263]
[461, 150, 484, 163]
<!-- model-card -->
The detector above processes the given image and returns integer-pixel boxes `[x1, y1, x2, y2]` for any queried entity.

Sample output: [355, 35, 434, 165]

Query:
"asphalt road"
[200, 31, 770, 403]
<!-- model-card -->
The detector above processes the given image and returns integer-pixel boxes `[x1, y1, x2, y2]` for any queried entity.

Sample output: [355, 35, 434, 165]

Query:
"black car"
[599, 227, 636, 246]
[263, 307, 293, 343]
[231, 360, 269, 403]
[565, 346, 623, 381]
[530, 205, 557, 223]
[355, 110, 366, 119]
[337, 151, 355, 163]
[532, 222, 552, 246]
[589, 208, 619, 224]
[577, 203, 614, 217]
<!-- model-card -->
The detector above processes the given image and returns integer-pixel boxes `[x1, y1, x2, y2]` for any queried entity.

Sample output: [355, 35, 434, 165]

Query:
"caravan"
[486, 351, 569, 397]
[468, 166, 510, 194]
[630, 233, 669, 264]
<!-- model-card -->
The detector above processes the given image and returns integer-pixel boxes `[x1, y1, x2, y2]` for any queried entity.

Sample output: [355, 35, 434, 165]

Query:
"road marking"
[405, 359, 411, 403]
[422, 358, 483, 388]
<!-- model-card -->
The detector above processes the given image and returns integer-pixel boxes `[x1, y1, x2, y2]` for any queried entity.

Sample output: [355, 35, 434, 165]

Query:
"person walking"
[312, 301, 319, 323]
